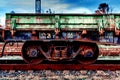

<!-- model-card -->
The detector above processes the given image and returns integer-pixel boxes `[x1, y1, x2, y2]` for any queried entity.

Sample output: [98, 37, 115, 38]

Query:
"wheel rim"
[22, 43, 44, 64]
[76, 44, 99, 65]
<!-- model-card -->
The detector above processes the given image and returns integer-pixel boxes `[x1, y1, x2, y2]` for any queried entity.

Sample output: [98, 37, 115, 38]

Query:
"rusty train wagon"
[1, 13, 120, 64]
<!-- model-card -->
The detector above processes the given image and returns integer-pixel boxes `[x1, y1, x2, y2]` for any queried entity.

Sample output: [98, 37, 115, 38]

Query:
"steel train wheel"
[22, 41, 44, 64]
[74, 42, 99, 65]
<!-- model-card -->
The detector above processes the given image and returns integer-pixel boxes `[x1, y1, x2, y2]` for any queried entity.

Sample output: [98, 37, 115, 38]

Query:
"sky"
[0, 0, 120, 26]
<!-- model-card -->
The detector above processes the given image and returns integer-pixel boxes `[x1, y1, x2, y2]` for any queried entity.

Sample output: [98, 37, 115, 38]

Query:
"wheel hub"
[83, 49, 94, 57]
[28, 48, 38, 57]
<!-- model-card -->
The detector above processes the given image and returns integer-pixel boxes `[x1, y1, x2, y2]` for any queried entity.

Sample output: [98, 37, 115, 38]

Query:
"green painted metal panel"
[60, 16, 98, 23]
[16, 25, 55, 29]
[14, 16, 55, 23]
[5, 13, 120, 30]
[60, 24, 98, 29]
[115, 16, 120, 29]
[6, 14, 56, 29]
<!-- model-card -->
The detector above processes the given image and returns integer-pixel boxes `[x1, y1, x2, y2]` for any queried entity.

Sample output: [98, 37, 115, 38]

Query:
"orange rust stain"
[0, 43, 23, 55]
[0, 42, 120, 56]
[99, 48, 120, 56]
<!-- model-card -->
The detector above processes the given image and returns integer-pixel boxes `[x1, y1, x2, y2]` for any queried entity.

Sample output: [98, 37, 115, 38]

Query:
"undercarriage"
[21, 39, 99, 64]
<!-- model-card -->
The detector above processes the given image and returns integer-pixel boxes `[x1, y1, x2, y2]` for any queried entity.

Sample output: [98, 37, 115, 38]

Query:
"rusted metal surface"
[19, 40, 99, 64]
[0, 64, 120, 70]
[99, 44, 120, 56]
[0, 43, 23, 55]
[5, 13, 120, 31]
[0, 42, 120, 57]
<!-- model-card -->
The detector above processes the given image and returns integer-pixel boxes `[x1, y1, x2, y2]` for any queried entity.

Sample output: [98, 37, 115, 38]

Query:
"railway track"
[0, 60, 120, 70]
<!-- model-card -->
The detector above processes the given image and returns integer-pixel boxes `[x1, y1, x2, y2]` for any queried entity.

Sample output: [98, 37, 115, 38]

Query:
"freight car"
[0, 13, 120, 64]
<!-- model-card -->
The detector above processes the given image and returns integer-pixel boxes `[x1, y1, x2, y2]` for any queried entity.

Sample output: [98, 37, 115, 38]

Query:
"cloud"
[12, 8, 34, 13]
[0, 0, 34, 14]
[0, 15, 5, 28]
[42, 0, 70, 13]
[10, 0, 34, 9]
[63, 7, 92, 13]
[41, 0, 93, 13]
[113, 8, 120, 13]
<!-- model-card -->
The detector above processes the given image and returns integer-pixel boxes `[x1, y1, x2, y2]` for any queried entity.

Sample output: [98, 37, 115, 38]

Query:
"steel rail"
[0, 64, 119, 70]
